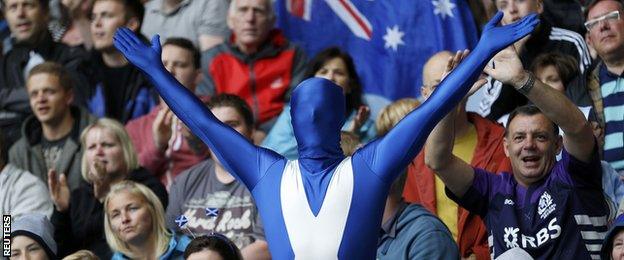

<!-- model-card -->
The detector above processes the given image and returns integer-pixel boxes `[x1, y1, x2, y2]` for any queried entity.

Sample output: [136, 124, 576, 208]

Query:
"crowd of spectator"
[2, 0, 624, 259]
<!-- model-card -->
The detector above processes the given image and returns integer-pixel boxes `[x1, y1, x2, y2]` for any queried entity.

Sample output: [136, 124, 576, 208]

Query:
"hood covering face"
[291, 78, 345, 171]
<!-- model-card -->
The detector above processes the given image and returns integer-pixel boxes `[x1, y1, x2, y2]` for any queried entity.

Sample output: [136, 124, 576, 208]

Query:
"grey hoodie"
[8, 106, 96, 191]
[0, 164, 53, 218]
[11, 213, 57, 259]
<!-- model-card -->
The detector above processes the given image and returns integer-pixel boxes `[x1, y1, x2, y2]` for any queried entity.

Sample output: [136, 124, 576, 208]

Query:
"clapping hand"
[89, 160, 112, 201]
[48, 169, 70, 212]
[348, 105, 371, 133]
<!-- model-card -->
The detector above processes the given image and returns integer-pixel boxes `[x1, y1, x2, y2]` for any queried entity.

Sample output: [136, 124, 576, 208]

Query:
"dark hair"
[27, 62, 74, 91]
[304, 47, 364, 114]
[585, 0, 624, 18]
[207, 94, 254, 128]
[1, 0, 49, 11]
[163, 37, 201, 69]
[505, 105, 560, 137]
[94, 0, 144, 24]
[389, 170, 407, 199]
[530, 52, 579, 89]
[184, 234, 243, 260]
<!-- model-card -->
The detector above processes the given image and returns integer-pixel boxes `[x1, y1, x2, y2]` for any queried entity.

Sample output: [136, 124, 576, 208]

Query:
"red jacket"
[125, 100, 210, 188]
[200, 30, 307, 125]
[403, 113, 511, 260]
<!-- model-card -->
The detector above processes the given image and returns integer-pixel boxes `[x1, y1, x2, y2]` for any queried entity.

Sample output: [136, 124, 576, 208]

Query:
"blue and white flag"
[205, 207, 219, 217]
[277, 0, 479, 111]
[175, 215, 188, 227]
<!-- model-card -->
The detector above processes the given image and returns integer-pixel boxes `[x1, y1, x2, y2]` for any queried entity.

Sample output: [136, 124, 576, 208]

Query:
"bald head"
[423, 51, 452, 86]
[421, 51, 452, 98]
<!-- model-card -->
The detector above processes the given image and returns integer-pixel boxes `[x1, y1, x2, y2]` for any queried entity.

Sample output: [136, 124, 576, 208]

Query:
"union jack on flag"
[278, 0, 478, 113]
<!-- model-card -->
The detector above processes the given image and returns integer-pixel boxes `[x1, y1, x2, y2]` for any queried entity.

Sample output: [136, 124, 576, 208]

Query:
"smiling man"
[425, 45, 608, 258]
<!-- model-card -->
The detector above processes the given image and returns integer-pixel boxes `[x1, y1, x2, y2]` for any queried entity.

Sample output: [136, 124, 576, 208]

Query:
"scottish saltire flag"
[205, 207, 219, 217]
[175, 215, 188, 227]
[277, 0, 479, 110]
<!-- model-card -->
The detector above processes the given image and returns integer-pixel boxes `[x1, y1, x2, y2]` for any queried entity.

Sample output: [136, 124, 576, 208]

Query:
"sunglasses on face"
[585, 10, 620, 31]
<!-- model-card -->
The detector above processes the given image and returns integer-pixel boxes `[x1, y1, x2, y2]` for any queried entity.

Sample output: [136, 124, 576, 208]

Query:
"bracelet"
[516, 71, 535, 95]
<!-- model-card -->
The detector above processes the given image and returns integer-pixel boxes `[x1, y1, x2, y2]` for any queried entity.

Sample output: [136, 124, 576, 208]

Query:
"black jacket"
[51, 168, 168, 258]
[483, 19, 591, 121]
[77, 47, 158, 124]
[0, 33, 89, 147]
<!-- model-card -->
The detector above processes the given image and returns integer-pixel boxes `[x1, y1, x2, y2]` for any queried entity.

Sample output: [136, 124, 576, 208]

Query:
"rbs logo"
[503, 218, 561, 249]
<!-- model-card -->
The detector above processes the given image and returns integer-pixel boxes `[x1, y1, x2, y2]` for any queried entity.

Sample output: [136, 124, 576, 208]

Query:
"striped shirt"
[598, 65, 624, 172]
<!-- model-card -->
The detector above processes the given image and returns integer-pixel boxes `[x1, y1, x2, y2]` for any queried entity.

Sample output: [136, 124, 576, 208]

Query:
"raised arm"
[424, 103, 476, 197]
[358, 12, 539, 182]
[113, 28, 278, 188]
[484, 47, 595, 162]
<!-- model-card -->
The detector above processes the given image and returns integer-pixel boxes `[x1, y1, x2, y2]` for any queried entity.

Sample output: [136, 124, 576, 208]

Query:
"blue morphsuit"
[114, 12, 538, 259]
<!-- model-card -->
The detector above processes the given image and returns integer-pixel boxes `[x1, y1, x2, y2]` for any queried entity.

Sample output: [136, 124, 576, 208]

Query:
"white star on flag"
[383, 25, 405, 52]
[432, 0, 456, 19]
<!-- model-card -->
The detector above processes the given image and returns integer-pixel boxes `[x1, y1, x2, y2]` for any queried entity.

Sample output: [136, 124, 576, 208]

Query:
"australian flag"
[277, 0, 479, 111]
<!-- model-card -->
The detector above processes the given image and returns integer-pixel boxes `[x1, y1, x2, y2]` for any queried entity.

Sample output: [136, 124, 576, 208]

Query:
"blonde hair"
[375, 98, 421, 136]
[104, 181, 170, 259]
[80, 118, 139, 183]
[62, 250, 100, 260]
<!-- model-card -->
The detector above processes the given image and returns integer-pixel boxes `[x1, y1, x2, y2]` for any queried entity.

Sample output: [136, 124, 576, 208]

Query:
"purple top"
[448, 147, 608, 259]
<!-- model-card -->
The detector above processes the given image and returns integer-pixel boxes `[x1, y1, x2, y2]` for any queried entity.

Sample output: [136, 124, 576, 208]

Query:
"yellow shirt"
[435, 124, 477, 241]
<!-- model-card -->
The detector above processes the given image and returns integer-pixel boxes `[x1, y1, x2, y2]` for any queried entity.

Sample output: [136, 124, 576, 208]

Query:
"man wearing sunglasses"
[474, 0, 591, 124]
[582, 0, 624, 176]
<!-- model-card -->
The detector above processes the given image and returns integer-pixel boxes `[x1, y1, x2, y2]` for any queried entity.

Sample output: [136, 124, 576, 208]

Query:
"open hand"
[48, 169, 70, 212]
[90, 160, 112, 201]
[153, 106, 173, 151]
[113, 27, 162, 72]
[348, 105, 371, 133]
[478, 12, 539, 54]
[483, 46, 526, 87]
[422, 50, 488, 101]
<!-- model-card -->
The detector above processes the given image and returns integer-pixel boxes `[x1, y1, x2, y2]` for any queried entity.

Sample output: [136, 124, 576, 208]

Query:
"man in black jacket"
[82, 0, 157, 124]
[0, 0, 89, 147]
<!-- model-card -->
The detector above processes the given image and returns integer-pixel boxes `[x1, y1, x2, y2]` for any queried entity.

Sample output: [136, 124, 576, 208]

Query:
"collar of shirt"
[380, 200, 409, 239]
[599, 62, 624, 84]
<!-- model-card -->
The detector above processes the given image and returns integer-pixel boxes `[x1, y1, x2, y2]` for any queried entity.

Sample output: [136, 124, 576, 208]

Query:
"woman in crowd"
[184, 234, 243, 260]
[50, 118, 167, 258]
[105, 181, 190, 260]
[261, 47, 376, 159]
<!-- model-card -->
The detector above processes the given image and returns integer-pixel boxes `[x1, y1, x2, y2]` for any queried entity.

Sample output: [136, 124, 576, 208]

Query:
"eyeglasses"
[585, 10, 620, 31]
